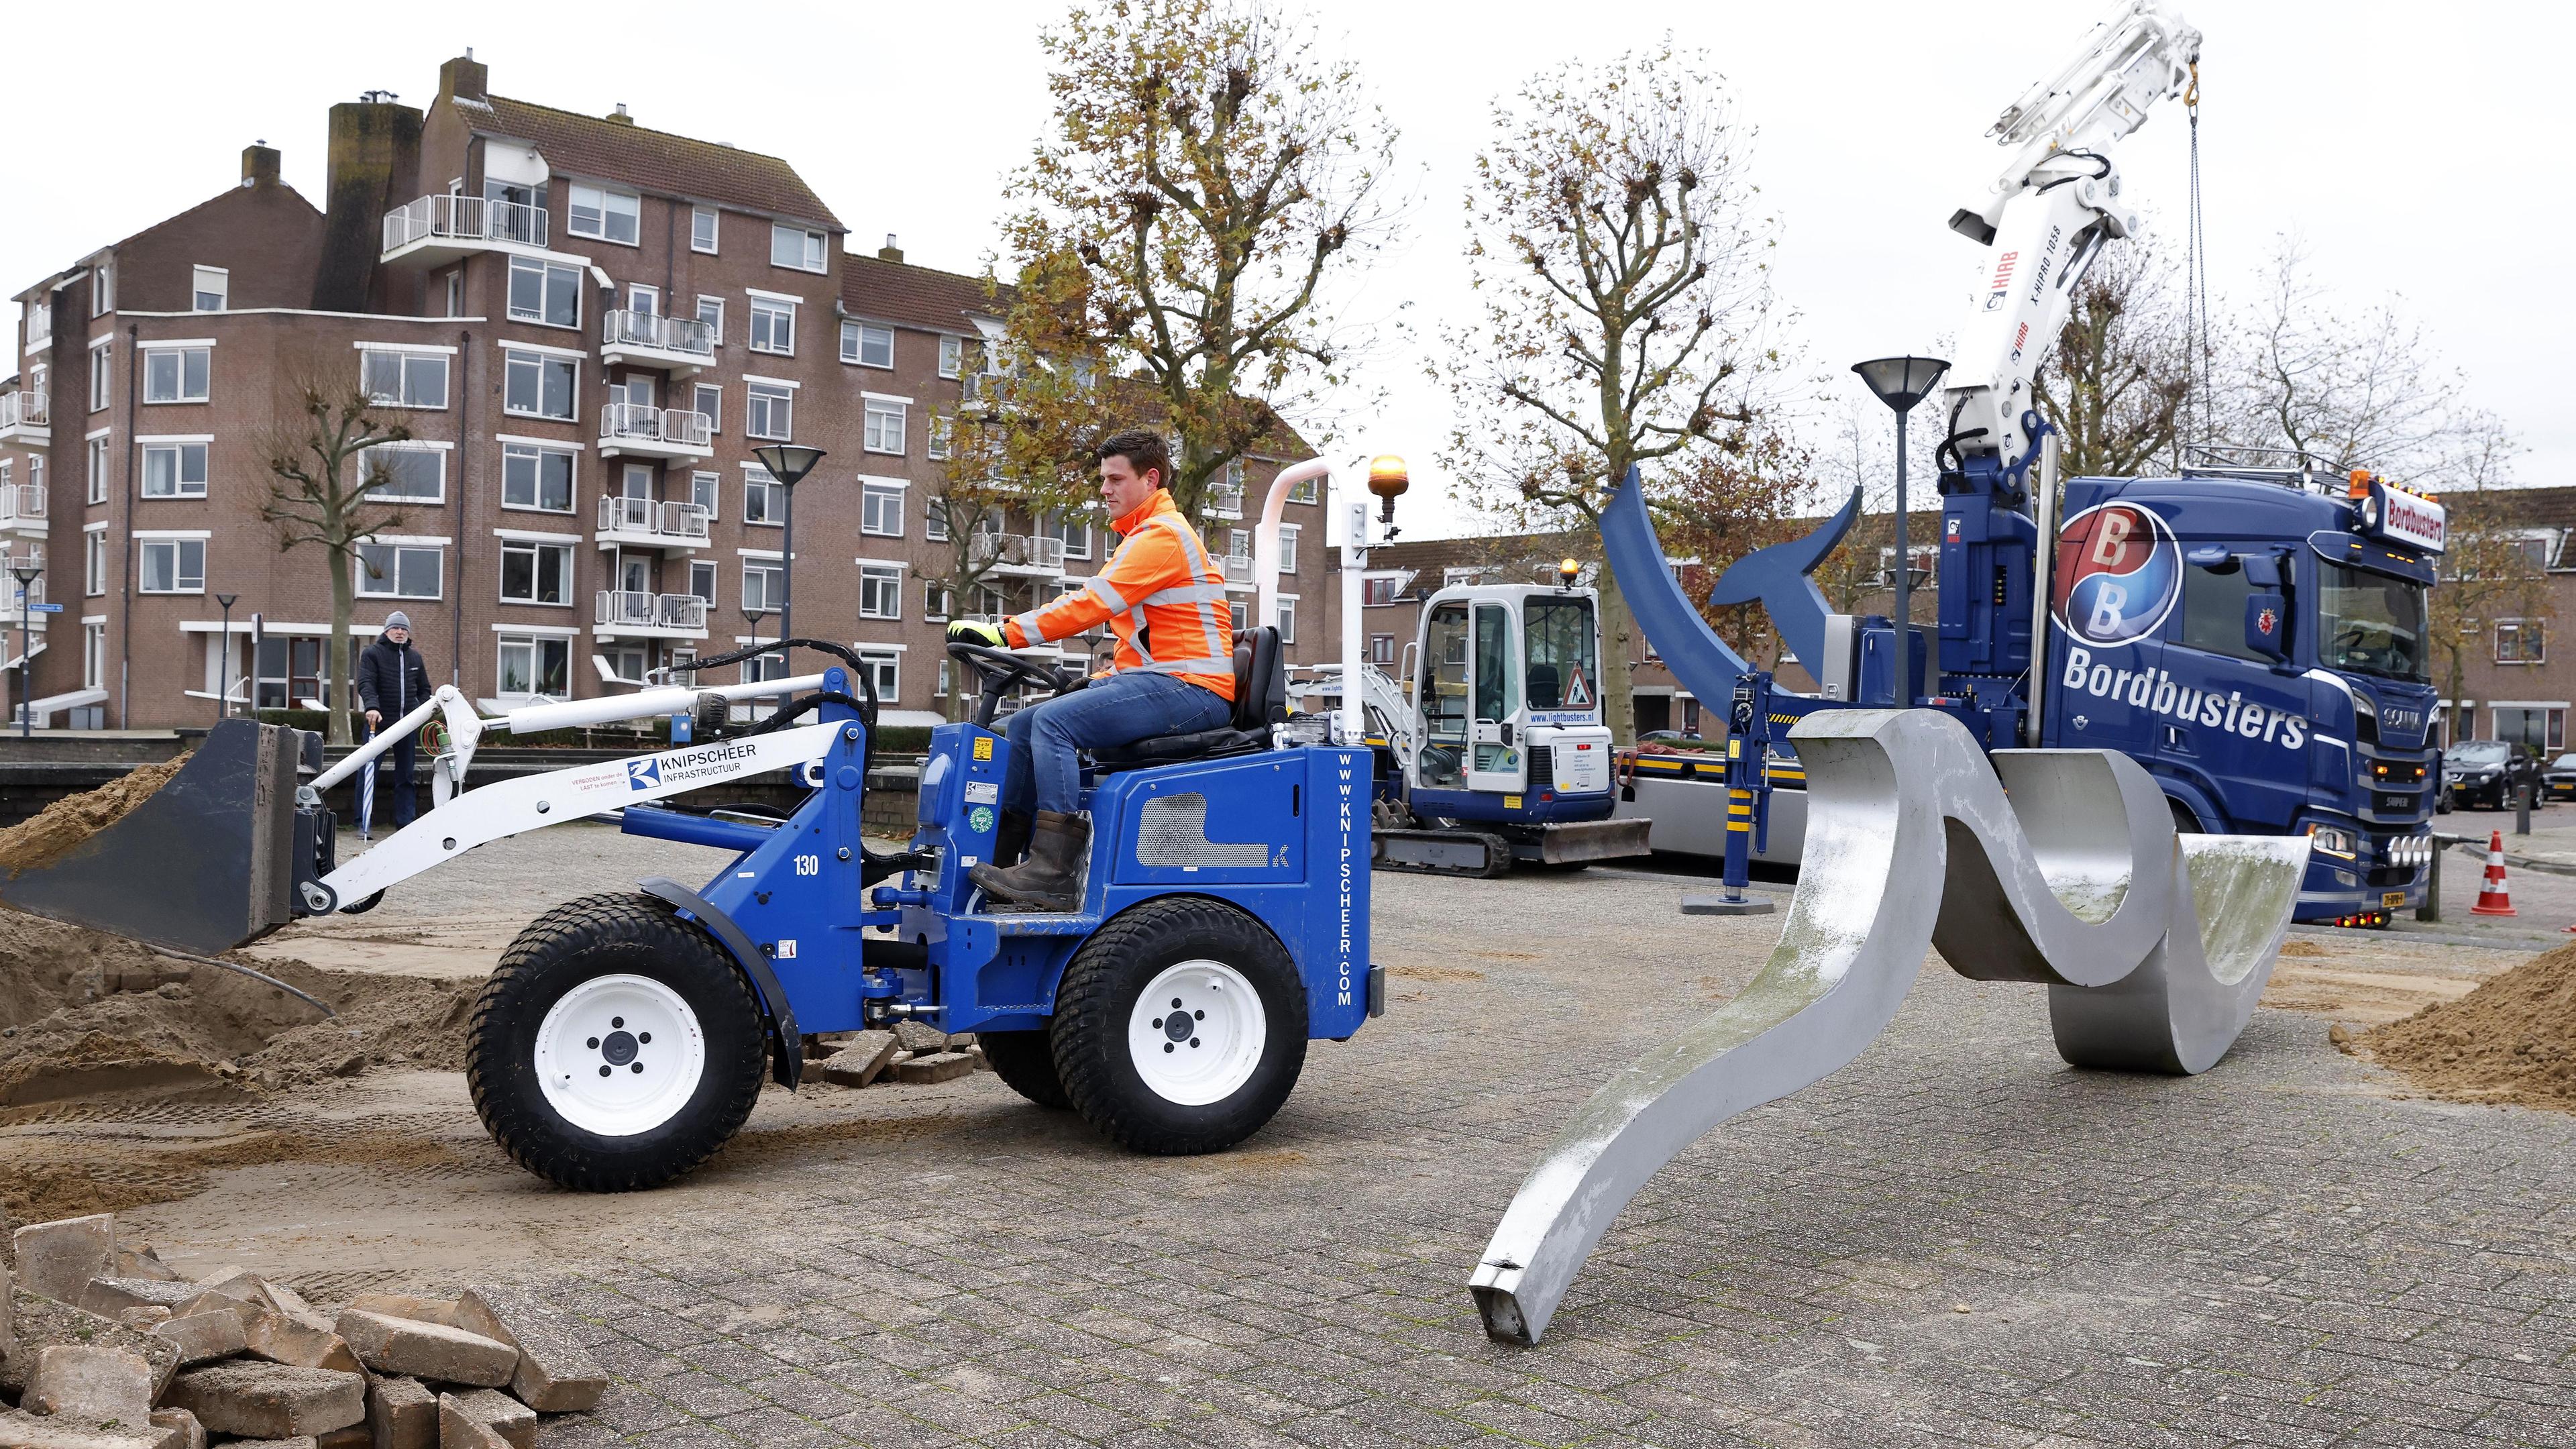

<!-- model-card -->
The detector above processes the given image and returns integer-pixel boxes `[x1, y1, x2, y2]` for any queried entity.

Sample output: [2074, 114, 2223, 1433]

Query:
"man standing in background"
[356, 612, 434, 835]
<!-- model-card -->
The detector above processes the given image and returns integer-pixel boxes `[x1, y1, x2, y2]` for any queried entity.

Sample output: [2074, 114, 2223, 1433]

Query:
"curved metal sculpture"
[1468, 708, 2307, 1344]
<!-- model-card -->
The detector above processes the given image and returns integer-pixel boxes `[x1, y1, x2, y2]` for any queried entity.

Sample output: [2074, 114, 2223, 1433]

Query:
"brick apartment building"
[0, 55, 1336, 731]
[2438, 484, 2576, 757]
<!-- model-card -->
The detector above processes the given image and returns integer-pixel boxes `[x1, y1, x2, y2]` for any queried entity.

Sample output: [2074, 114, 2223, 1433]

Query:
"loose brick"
[11, 1217, 116, 1305]
[112, 1247, 180, 1285]
[315, 1426, 371, 1449]
[162, 1362, 366, 1438]
[891, 1020, 949, 1053]
[151, 1308, 249, 1366]
[0, 1290, 182, 1402]
[895, 1049, 975, 1083]
[244, 1307, 363, 1375]
[343, 1295, 460, 1330]
[813, 1029, 901, 1087]
[146, 1410, 203, 1449]
[80, 1278, 198, 1318]
[115, 1307, 170, 1331]
[433, 1391, 530, 1449]
[329, 1311, 513, 1389]
[23, 1346, 154, 1423]
[364, 1377, 437, 1449]
[453, 1287, 604, 1413]
[0, 1410, 161, 1448]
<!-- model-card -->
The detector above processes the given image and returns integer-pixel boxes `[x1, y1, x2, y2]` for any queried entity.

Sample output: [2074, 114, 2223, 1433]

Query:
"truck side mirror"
[2244, 592, 2288, 661]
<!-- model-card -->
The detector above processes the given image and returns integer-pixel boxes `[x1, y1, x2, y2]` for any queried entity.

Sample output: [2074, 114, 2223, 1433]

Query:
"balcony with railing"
[1205, 484, 1245, 520]
[594, 590, 710, 639]
[0, 575, 46, 629]
[598, 404, 713, 462]
[0, 390, 48, 443]
[0, 484, 44, 536]
[969, 533, 1068, 576]
[594, 496, 711, 553]
[1222, 549, 1255, 587]
[601, 310, 716, 375]
[380, 193, 549, 266]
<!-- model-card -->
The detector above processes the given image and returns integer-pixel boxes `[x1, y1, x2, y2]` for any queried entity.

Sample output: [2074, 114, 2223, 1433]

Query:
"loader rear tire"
[1051, 896, 1306, 1155]
[467, 892, 767, 1192]
[979, 1030, 1071, 1109]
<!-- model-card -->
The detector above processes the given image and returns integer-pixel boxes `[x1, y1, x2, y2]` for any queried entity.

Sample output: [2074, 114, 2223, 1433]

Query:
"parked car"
[2444, 739, 2542, 810]
[2545, 752, 2576, 802]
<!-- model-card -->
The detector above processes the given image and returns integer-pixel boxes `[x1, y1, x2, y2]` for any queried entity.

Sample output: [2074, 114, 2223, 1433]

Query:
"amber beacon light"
[1367, 454, 1409, 530]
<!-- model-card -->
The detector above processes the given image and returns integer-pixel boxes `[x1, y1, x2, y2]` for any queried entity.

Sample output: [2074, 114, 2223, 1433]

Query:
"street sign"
[28, 603, 62, 613]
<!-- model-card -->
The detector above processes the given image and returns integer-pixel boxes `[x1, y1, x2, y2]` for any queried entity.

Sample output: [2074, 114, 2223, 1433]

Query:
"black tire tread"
[979, 1030, 1072, 1109]
[466, 891, 767, 1192]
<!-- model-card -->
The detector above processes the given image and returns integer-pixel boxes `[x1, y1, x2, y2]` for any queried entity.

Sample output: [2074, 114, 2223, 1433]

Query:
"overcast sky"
[10, 1, 2566, 538]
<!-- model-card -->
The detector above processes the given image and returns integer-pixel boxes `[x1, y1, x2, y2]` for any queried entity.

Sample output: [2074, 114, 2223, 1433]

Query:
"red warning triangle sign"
[1560, 667, 1594, 710]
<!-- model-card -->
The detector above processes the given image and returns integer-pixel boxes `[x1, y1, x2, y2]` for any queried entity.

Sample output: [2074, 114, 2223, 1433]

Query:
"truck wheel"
[1050, 897, 1307, 1155]
[466, 892, 768, 1192]
[979, 1030, 1071, 1109]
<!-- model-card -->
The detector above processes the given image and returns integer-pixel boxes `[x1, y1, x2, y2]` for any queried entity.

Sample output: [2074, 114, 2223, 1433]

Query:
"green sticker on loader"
[969, 805, 996, 835]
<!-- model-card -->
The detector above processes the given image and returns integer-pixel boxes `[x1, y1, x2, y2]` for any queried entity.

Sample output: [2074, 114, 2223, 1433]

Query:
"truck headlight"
[2308, 824, 2357, 857]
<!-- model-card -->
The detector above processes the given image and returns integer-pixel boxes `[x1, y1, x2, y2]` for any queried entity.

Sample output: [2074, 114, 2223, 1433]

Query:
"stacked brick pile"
[812, 1020, 987, 1087]
[1, 1212, 605, 1448]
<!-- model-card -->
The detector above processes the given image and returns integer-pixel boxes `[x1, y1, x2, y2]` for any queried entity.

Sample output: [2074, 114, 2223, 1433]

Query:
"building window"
[2496, 620, 2546, 664]
[926, 417, 951, 461]
[692, 383, 721, 433]
[860, 564, 904, 620]
[692, 206, 719, 253]
[497, 635, 570, 699]
[861, 482, 904, 537]
[361, 349, 449, 409]
[745, 382, 793, 440]
[501, 443, 576, 513]
[863, 397, 906, 454]
[843, 323, 894, 368]
[857, 647, 900, 702]
[690, 470, 720, 522]
[140, 441, 209, 498]
[83, 622, 105, 690]
[1277, 523, 1299, 572]
[688, 559, 717, 602]
[2492, 704, 2565, 753]
[977, 586, 1008, 618]
[362, 445, 445, 502]
[1287, 474, 1318, 504]
[770, 225, 826, 272]
[26, 302, 51, 347]
[138, 538, 205, 593]
[743, 559, 786, 610]
[1275, 597, 1295, 643]
[1228, 599, 1249, 632]
[566, 184, 640, 245]
[502, 350, 577, 419]
[89, 341, 111, 411]
[938, 335, 963, 379]
[1363, 576, 1398, 606]
[143, 347, 211, 404]
[506, 258, 582, 329]
[92, 260, 114, 317]
[192, 266, 228, 312]
[749, 297, 796, 355]
[25, 455, 40, 497]
[1368, 633, 1395, 665]
[498, 539, 572, 605]
[444, 270, 466, 318]
[626, 284, 659, 317]
[743, 467, 783, 525]
[356, 542, 442, 599]
[1046, 512, 1091, 560]
[87, 437, 109, 503]
[85, 530, 105, 596]
[695, 294, 724, 345]
[924, 582, 952, 621]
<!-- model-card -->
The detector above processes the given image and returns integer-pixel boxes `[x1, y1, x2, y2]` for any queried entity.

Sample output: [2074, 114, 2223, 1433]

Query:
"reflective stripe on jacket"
[1002, 489, 1236, 702]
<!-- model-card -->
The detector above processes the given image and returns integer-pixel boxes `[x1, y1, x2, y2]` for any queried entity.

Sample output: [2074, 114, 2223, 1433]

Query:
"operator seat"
[1091, 627, 1287, 772]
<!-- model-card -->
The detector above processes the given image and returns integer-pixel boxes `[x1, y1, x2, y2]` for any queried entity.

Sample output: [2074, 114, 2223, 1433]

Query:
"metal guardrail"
[602, 310, 716, 360]
[595, 591, 710, 631]
[0, 483, 42, 525]
[968, 533, 1067, 571]
[595, 496, 710, 542]
[382, 194, 548, 254]
[599, 405, 712, 449]
[0, 392, 47, 429]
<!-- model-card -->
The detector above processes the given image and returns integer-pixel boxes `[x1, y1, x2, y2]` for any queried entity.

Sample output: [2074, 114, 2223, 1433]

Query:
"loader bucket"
[0, 718, 303, 954]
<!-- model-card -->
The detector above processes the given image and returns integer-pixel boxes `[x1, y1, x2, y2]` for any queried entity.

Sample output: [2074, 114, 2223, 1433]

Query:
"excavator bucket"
[0, 719, 308, 954]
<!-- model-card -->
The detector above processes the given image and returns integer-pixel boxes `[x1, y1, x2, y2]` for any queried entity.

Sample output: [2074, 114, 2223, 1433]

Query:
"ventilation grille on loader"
[1134, 792, 1271, 868]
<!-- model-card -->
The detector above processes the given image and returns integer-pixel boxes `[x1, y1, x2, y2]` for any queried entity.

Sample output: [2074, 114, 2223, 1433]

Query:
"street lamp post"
[741, 605, 774, 720]
[750, 443, 826, 648]
[9, 546, 43, 739]
[215, 594, 239, 721]
[1850, 356, 1951, 708]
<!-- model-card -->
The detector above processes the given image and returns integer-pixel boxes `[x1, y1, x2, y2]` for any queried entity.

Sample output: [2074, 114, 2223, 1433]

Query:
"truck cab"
[1409, 584, 1618, 828]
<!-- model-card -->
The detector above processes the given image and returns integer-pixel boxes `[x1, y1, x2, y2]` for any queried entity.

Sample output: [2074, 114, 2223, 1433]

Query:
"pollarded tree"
[1445, 44, 1790, 741]
[993, 0, 1399, 525]
[261, 369, 415, 745]
[2032, 237, 2194, 477]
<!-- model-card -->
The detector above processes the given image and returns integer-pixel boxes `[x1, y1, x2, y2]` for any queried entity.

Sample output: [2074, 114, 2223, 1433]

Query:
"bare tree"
[1444, 44, 1788, 741]
[2424, 413, 2546, 737]
[2033, 238, 2193, 477]
[262, 372, 414, 744]
[991, 0, 1398, 525]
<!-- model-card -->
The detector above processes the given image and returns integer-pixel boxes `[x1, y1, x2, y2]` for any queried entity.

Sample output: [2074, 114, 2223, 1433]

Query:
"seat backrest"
[1232, 626, 1287, 732]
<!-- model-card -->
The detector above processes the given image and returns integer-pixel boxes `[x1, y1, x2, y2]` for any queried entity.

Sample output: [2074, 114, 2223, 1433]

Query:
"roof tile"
[470, 96, 841, 231]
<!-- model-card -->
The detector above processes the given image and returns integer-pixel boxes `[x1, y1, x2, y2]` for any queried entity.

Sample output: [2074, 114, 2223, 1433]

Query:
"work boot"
[991, 809, 1033, 867]
[969, 810, 1091, 912]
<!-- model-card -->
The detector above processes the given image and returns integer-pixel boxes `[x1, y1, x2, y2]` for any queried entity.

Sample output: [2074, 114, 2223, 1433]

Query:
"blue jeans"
[1002, 671, 1232, 816]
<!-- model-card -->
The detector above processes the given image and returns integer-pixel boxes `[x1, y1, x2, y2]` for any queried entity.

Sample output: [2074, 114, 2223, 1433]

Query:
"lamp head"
[751, 442, 827, 486]
[1558, 557, 1581, 588]
[7, 547, 41, 584]
[2347, 468, 2373, 500]
[1366, 453, 1409, 523]
[1851, 356, 1952, 415]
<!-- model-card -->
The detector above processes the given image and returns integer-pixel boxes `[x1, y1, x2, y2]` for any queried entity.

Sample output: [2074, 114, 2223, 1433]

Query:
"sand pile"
[2345, 940, 2576, 1111]
[0, 755, 186, 874]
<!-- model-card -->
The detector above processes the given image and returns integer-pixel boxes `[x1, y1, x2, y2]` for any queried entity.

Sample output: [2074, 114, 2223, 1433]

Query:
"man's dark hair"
[1095, 429, 1171, 488]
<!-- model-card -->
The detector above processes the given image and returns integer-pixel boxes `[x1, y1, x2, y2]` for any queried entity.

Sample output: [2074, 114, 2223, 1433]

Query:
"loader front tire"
[1051, 896, 1306, 1155]
[467, 892, 768, 1192]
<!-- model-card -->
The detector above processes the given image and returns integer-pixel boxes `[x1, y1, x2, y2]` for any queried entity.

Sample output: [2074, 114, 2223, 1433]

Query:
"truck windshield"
[1524, 596, 1597, 710]
[2316, 559, 2428, 682]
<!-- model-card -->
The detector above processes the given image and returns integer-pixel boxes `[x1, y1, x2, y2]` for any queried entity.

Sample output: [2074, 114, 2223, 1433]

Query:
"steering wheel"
[949, 641, 1074, 729]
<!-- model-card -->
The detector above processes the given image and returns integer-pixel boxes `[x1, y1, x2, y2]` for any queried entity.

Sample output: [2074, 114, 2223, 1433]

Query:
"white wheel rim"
[534, 973, 708, 1137]
[1128, 959, 1267, 1106]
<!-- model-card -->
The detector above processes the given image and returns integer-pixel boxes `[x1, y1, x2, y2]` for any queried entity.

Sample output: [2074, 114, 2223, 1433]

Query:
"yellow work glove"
[947, 619, 1006, 648]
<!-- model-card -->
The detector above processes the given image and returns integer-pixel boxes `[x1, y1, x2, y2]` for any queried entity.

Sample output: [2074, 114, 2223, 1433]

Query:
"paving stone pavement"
[327, 825, 2576, 1448]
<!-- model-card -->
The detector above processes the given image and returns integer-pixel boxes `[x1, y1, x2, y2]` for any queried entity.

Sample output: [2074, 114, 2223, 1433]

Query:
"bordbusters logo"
[2058, 647, 2308, 751]
[2053, 502, 2182, 645]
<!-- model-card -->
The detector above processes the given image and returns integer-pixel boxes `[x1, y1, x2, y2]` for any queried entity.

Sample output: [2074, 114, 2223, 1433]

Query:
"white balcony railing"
[596, 496, 711, 543]
[0, 392, 48, 429]
[0, 484, 44, 527]
[382, 193, 549, 254]
[598, 405, 712, 450]
[1223, 551, 1254, 584]
[602, 310, 716, 361]
[969, 533, 1068, 572]
[595, 590, 710, 632]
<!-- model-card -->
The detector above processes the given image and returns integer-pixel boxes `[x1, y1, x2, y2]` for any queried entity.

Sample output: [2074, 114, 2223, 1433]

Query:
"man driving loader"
[945, 428, 1235, 910]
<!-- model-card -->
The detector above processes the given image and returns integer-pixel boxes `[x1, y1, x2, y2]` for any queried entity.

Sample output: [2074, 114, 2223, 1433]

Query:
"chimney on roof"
[440, 54, 488, 104]
[879, 233, 903, 264]
[606, 103, 634, 126]
[313, 95, 424, 313]
[241, 142, 281, 187]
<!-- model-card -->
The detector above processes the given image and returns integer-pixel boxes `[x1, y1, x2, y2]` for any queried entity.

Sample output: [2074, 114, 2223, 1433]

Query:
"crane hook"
[2183, 60, 2200, 111]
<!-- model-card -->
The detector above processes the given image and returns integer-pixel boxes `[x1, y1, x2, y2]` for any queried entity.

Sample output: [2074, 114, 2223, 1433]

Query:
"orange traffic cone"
[2471, 830, 2517, 917]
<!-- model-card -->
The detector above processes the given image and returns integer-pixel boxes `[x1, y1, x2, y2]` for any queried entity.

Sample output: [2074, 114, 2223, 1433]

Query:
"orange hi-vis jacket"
[1002, 489, 1236, 702]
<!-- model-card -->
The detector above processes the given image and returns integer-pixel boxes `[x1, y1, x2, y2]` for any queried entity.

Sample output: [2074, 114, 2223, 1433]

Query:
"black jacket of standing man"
[354, 612, 435, 828]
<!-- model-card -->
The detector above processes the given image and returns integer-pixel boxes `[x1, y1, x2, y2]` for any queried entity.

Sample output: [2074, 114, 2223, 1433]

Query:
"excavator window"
[1419, 602, 1470, 788]
[1473, 604, 1521, 773]
[1524, 597, 1597, 712]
